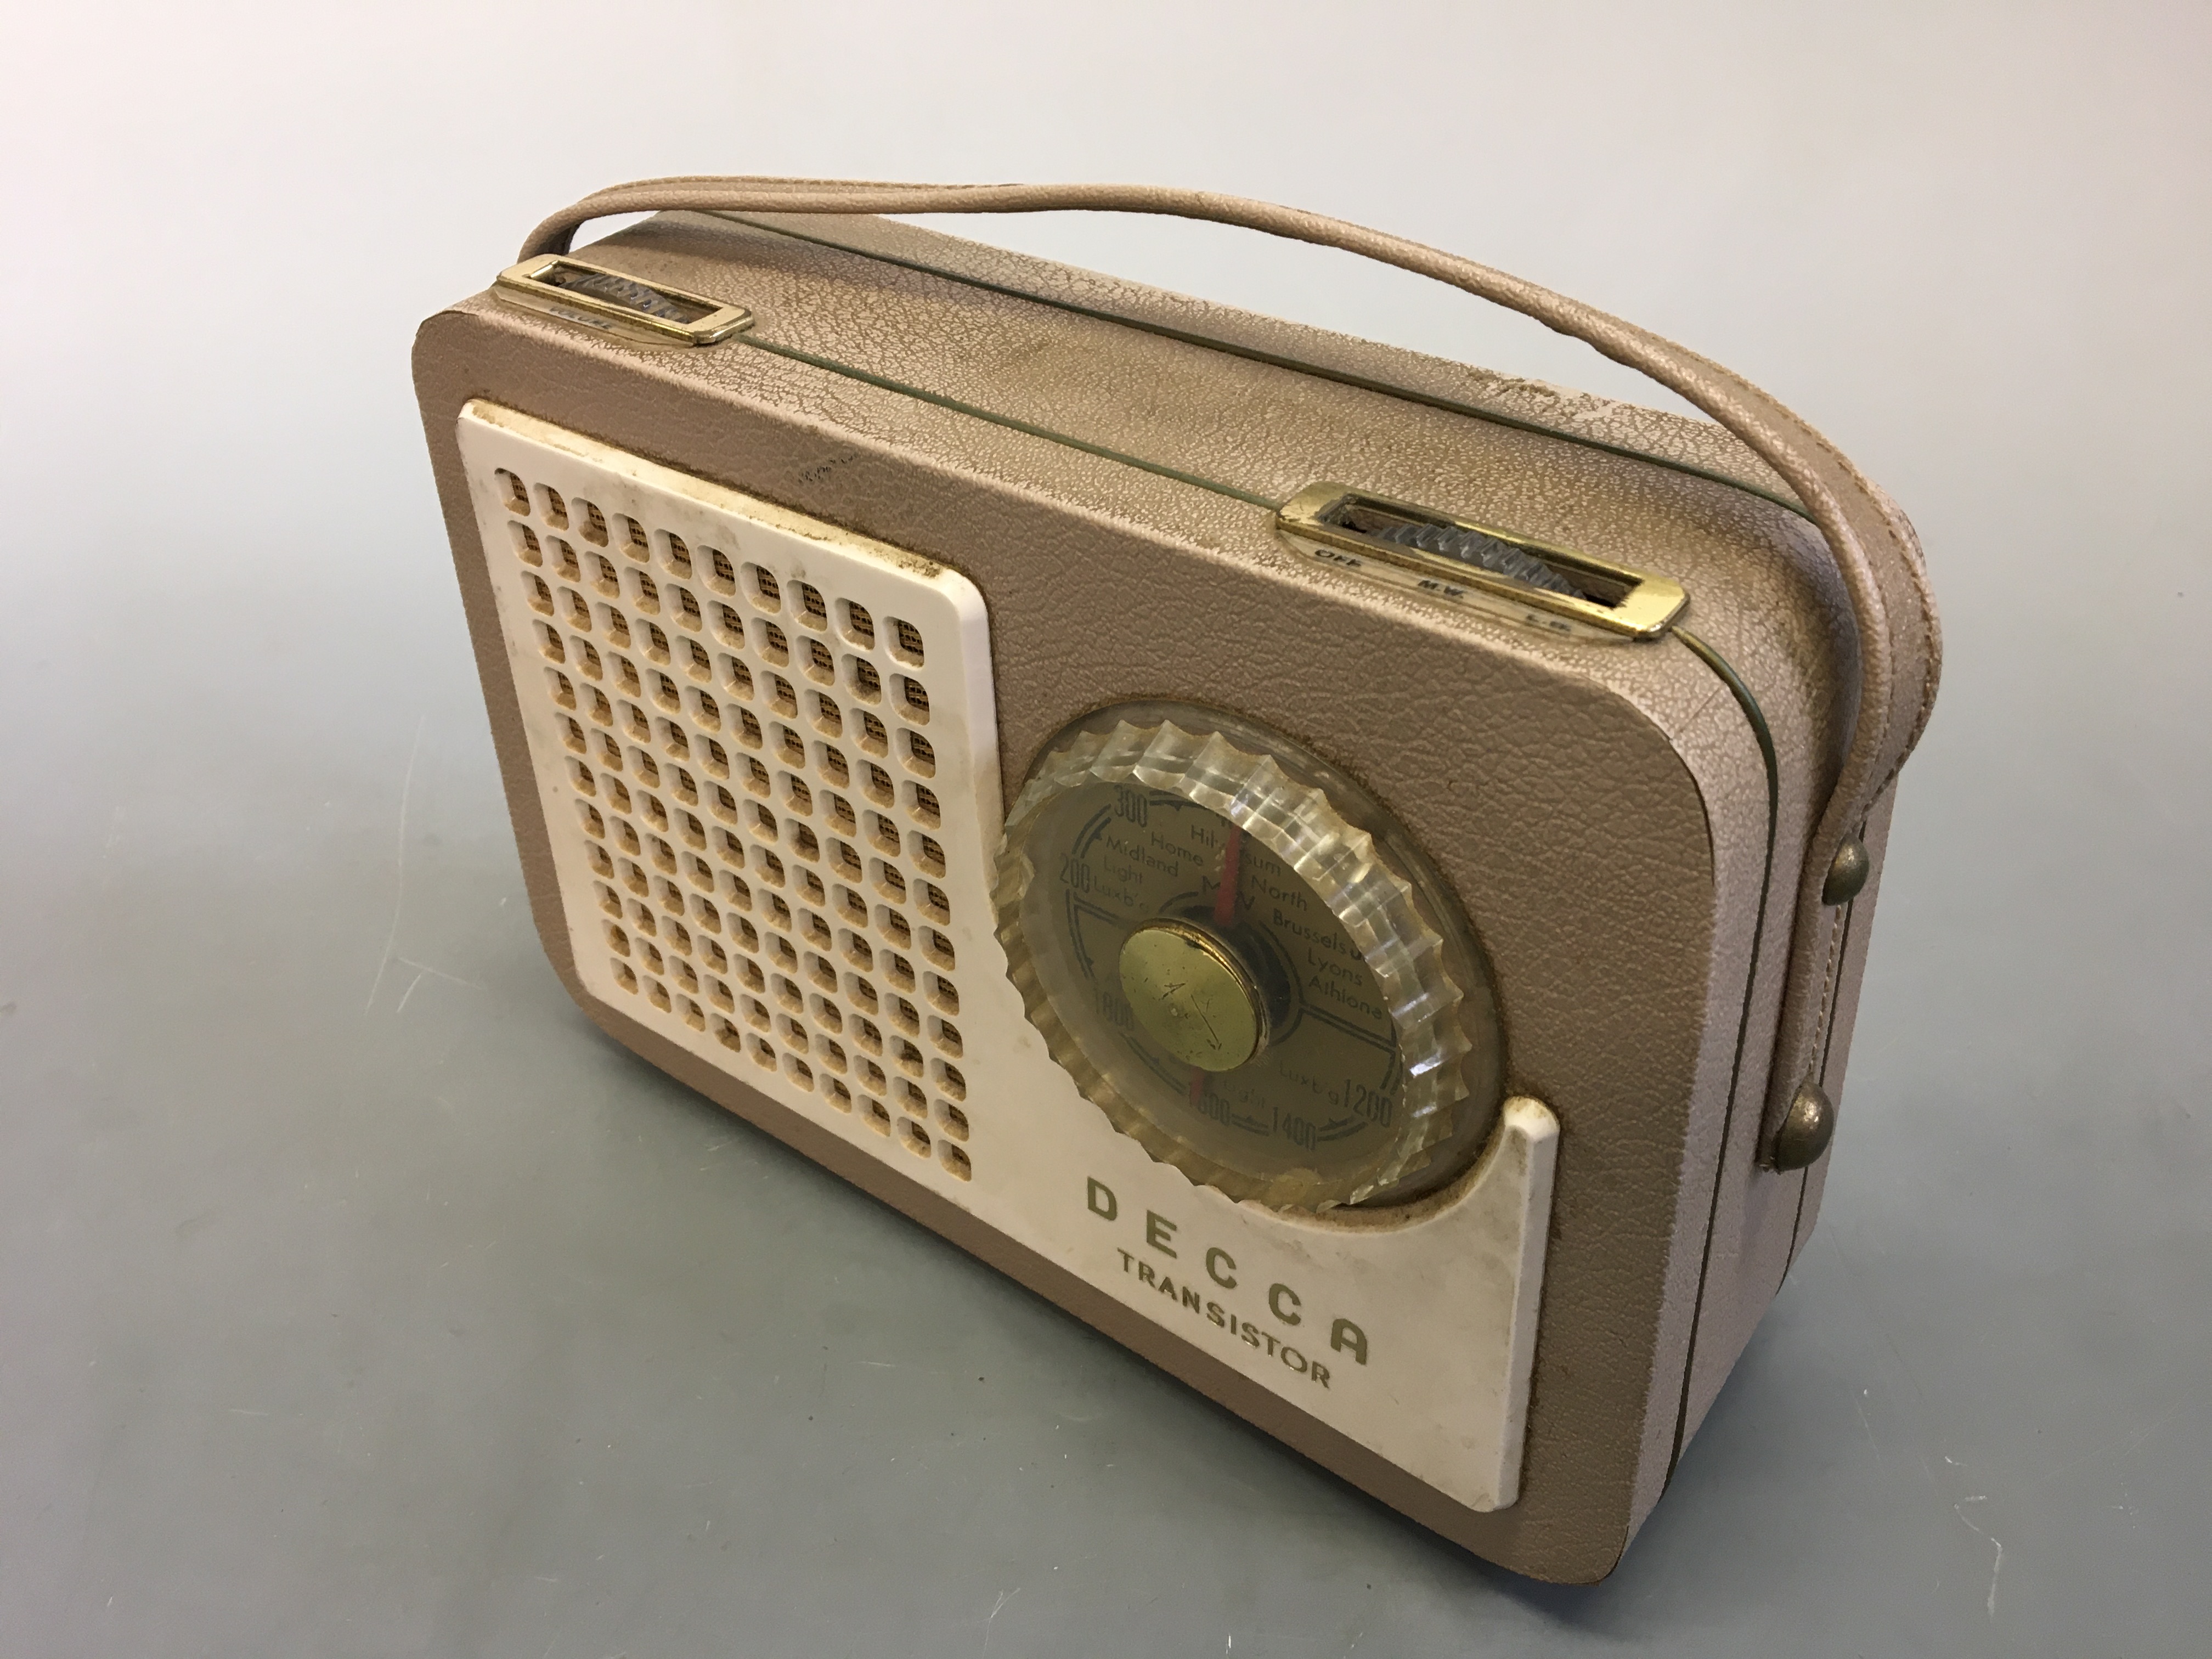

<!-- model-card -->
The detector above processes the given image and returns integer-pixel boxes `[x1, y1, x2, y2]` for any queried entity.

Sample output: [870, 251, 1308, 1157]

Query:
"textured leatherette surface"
[516, 180, 1943, 1171]
[414, 192, 1934, 1580]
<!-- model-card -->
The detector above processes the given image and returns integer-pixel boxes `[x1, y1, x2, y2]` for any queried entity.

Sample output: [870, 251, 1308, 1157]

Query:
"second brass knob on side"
[1769, 1082, 1837, 1170]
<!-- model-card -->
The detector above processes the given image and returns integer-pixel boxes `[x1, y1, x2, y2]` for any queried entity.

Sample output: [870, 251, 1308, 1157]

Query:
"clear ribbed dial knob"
[993, 702, 1503, 1211]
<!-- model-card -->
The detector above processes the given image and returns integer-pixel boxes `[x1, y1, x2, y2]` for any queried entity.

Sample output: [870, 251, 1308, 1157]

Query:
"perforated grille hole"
[499, 465, 973, 1181]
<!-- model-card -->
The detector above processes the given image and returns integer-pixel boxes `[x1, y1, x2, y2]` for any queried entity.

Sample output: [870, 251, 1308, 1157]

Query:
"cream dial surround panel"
[457, 401, 1558, 1512]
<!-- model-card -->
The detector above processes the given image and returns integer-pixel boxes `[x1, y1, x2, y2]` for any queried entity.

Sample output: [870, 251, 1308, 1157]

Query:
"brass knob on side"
[1769, 1082, 1837, 1171]
[1119, 919, 1267, 1072]
[1822, 836, 1871, 906]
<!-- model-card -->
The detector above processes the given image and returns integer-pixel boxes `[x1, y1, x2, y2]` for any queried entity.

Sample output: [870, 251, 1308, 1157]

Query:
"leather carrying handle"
[522, 177, 1942, 1147]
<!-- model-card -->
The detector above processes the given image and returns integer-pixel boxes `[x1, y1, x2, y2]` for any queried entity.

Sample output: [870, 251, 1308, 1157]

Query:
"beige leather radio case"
[412, 177, 1939, 1583]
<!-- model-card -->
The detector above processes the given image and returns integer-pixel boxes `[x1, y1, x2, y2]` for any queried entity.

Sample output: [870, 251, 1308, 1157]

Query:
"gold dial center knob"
[1118, 919, 1266, 1072]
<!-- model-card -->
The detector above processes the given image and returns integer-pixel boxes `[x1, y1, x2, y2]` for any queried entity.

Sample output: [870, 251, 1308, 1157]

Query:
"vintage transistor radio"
[412, 177, 1940, 1582]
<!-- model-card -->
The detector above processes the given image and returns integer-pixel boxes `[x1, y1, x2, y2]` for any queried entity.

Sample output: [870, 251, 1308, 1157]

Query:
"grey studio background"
[3, 1, 2207, 1654]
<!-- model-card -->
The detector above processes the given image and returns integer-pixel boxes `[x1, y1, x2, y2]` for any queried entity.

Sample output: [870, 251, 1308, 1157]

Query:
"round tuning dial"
[993, 702, 1504, 1211]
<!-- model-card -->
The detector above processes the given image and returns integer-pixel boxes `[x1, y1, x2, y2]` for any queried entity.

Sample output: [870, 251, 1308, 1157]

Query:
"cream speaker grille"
[458, 402, 997, 1183]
